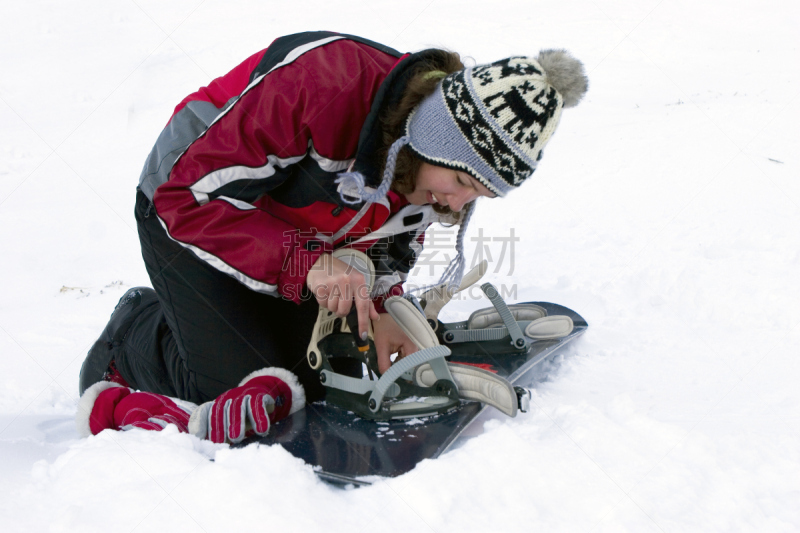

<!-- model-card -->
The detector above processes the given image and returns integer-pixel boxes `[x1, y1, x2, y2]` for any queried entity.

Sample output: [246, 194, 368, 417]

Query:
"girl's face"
[404, 162, 496, 212]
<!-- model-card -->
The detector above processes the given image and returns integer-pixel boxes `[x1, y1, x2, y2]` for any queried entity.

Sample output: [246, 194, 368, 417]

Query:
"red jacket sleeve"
[152, 39, 397, 302]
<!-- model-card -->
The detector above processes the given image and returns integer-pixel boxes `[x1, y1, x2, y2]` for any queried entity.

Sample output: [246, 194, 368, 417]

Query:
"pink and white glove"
[75, 382, 195, 437]
[188, 368, 305, 444]
[76, 368, 305, 443]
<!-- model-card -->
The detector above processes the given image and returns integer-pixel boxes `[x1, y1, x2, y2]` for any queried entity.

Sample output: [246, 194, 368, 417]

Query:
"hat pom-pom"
[537, 49, 588, 108]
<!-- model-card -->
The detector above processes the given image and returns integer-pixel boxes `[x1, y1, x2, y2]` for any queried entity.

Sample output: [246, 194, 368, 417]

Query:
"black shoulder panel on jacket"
[351, 48, 446, 186]
[250, 31, 403, 83]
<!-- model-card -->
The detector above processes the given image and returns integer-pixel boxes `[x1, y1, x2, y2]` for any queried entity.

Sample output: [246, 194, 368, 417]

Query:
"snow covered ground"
[1, 0, 798, 531]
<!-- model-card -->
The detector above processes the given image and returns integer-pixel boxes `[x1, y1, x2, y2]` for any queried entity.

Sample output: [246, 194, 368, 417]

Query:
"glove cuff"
[187, 401, 213, 440]
[238, 367, 306, 415]
[75, 381, 127, 438]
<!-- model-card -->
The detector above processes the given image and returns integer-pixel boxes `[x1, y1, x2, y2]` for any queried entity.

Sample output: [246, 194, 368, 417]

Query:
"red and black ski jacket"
[139, 32, 445, 306]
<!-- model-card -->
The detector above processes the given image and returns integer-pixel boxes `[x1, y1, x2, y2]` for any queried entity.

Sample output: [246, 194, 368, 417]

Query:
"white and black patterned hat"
[336, 50, 587, 290]
[405, 51, 588, 196]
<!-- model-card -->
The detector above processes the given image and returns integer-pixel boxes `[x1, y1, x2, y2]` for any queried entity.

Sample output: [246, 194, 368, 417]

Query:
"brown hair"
[380, 50, 465, 220]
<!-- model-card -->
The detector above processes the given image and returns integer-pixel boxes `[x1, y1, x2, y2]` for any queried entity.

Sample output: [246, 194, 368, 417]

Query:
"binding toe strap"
[413, 362, 520, 417]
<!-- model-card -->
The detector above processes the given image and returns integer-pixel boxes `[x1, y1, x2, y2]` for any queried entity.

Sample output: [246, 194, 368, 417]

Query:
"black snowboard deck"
[238, 302, 587, 485]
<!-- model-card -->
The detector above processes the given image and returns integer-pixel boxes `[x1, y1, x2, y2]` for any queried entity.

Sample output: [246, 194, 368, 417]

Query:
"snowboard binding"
[306, 249, 462, 420]
[307, 252, 572, 421]
[417, 260, 576, 357]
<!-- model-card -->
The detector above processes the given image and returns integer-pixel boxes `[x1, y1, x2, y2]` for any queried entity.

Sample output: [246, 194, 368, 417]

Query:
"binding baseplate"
[307, 253, 570, 421]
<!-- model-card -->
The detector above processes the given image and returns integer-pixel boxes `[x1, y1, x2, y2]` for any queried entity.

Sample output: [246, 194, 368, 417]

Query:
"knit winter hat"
[337, 49, 587, 290]
[406, 51, 588, 197]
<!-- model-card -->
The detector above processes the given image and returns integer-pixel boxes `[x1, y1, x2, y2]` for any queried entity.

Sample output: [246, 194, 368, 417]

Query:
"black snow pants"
[112, 190, 330, 404]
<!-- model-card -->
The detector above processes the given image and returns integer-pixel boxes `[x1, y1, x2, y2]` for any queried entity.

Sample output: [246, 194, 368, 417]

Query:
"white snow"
[1, 0, 799, 531]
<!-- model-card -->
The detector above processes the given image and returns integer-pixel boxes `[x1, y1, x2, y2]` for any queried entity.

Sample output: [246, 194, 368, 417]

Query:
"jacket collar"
[351, 49, 446, 188]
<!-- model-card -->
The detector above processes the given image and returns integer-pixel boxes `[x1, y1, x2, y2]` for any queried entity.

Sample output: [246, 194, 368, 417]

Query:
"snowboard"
[237, 301, 587, 486]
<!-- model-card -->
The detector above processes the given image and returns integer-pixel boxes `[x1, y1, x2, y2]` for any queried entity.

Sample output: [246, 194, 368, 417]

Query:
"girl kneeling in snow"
[77, 32, 587, 443]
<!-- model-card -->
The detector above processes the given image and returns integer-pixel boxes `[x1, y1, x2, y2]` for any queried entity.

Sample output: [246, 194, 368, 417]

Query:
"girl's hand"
[372, 313, 418, 374]
[306, 254, 379, 340]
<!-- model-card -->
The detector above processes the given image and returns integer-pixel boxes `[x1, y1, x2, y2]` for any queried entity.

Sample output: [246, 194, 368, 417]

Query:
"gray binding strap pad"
[524, 315, 574, 339]
[414, 362, 518, 417]
[467, 303, 547, 329]
[384, 296, 439, 350]
[446, 315, 575, 343]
